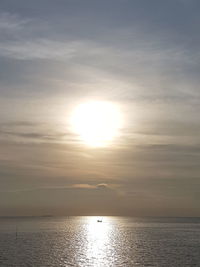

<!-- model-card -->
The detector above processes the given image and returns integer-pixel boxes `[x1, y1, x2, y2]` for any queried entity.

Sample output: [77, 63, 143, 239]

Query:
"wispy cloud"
[0, 121, 77, 144]
[0, 12, 28, 31]
[1, 1, 200, 216]
[0, 39, 80, 60]
[0, 183, 113, 193]
[0, 10, 199, 106]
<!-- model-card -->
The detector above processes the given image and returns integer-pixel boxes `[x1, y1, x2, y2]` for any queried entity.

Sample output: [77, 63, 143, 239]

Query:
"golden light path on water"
[84, 217, 114, 266]
[61, 216, 120, 266]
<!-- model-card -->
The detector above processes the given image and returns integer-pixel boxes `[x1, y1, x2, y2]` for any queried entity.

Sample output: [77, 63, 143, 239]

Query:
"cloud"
[0, 11, 107, 61]
[0, 11, 80, 60]
[0, 121, 75, 143]
[0, 10, 199, 106]
[69, 184, 96, 189]
[0, 182, 117, 194]
[67, 183, 112, 190]
[0, 130, 67, 142]
[0, 12, 28, 31]
[96, 183, 109, 189]
[0, 2, 200, 216]
[0, 39, 79, 60]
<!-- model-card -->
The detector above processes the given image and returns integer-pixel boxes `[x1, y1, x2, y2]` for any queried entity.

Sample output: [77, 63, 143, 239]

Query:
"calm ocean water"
[0, 216, 200, 267]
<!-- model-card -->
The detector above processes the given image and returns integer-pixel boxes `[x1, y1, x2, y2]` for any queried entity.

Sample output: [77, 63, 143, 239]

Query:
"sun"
[70, 101, 123, 147]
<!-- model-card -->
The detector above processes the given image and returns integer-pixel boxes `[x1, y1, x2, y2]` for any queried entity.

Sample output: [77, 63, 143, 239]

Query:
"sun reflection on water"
[84, 217, 113, 266]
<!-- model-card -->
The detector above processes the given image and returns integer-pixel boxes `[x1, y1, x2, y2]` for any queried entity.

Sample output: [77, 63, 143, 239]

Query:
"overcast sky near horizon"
[0, 0, 200, 216]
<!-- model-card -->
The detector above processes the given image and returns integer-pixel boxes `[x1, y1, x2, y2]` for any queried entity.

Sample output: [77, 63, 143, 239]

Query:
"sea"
[0, 216, 200, 267]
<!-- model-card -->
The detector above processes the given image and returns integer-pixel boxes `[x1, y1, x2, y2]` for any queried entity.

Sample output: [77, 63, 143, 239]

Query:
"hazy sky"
[0, 0, 200, 216]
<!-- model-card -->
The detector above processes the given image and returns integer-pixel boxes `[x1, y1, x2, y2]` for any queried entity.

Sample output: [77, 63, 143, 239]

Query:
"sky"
[0, 0, 200, 216]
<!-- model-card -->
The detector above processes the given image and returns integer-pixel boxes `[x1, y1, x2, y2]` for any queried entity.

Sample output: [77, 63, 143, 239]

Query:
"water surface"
[0, 216, 200, 266]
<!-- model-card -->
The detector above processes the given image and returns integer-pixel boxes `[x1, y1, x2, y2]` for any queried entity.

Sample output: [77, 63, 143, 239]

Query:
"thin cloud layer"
[0, 0, 200, 216]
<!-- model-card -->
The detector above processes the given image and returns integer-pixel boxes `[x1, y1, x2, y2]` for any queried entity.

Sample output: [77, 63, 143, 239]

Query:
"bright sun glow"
[70, 101, 123, 147]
